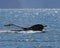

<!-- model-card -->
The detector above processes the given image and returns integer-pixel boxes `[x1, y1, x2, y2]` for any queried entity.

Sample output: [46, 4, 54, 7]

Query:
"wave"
[0, 30, 42, 34]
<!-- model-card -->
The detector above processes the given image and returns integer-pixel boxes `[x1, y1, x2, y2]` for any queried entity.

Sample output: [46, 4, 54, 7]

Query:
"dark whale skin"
[4, 24, 46, 31]
[23, 24, 45, 31]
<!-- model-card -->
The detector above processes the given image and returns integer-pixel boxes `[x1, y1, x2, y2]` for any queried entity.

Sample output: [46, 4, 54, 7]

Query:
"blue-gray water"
[0, 9, 60, 48]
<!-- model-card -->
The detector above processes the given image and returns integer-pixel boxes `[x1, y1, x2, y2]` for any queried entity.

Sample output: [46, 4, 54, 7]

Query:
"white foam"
[0, 30, 42, 34]
[0, 30, 15, 33]
[17, 30, 41, 34]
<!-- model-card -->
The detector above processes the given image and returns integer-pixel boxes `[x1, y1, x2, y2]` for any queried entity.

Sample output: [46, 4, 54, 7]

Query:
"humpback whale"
[4, 24, 47, 31]
[23, 24, 47, 31]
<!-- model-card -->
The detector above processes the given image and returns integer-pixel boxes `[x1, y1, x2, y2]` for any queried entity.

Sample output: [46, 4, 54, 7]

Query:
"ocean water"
[0, 9, 60, 48]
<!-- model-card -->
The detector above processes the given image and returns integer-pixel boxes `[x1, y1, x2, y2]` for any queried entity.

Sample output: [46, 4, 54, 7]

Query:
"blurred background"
[0, 0, 60, 48]
[0, 0, 60, 8]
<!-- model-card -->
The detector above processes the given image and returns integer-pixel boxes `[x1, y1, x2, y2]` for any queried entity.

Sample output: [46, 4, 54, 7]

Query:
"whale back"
[27, 24, 44, 31]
